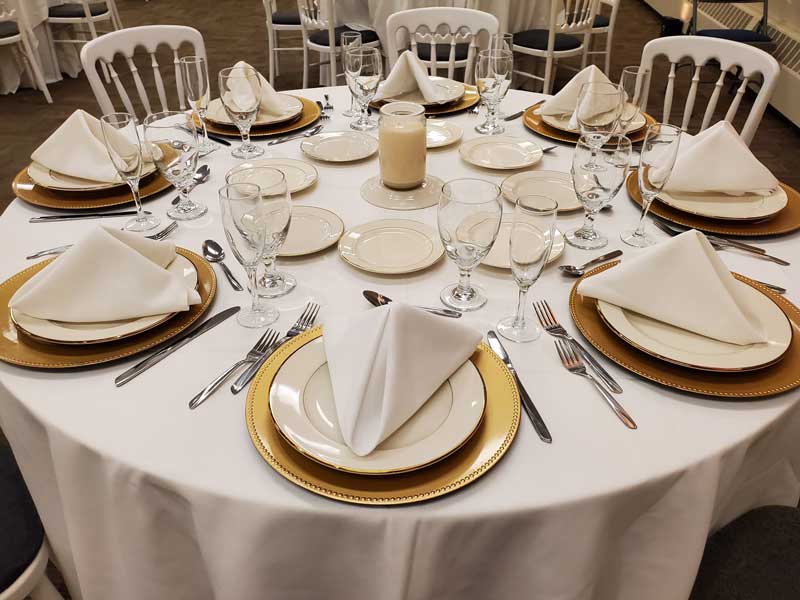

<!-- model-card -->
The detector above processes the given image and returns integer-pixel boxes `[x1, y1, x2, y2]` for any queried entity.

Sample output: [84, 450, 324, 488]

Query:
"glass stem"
[241, 127, 252, 149]
[456, 268, 472, 296]
[579, 210, 596, 237]
[128, 179, 143, 218]
[247, 266, 262, 313]
[349, 94, 356, 115]
[513, 287, 530, 327]
[635, 193, 655, 237]
[263, 256, 277, 281]
[486, 102, 498, 128]
[200, 116, 210, 147]
[360, 99, 369, 124]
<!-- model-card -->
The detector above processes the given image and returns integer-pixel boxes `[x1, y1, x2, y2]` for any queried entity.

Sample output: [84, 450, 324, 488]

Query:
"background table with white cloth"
[1, 86, 799, 600]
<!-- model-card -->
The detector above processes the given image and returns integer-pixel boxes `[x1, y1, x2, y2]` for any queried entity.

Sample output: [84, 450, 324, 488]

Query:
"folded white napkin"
[31, 109, 136, 183]
[663, 121, 779, 196]
[11, 227, 201, 323]
[578, 229, 766, 345]
[539, 64, 614, 129]
[222, 61, 296, 116]
[373, 50, 447, 103]
[323, 303, 482, 456]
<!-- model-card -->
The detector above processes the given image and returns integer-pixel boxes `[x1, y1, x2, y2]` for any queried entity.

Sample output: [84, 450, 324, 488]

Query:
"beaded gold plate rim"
[204, 96, 321, 138]
[523, 101, 656, 144]
[569, 262, 800, 398]
[245, 327, 521, 506]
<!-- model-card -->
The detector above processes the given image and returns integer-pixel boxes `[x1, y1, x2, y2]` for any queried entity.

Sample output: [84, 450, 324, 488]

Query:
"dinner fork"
[189, 328, 279, 410]
[230, 302, 321, 394]
[533, 300, 624, 394]
[315, 100, 331, 120]
[554, 339, 637, 429]
[26, 222, 179, 260]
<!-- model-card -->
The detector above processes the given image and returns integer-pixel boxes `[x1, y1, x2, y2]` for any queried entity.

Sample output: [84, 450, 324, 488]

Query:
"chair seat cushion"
[271, 10, 301, 26]
[0, 21, 20, 38]
[514, 29, 582, 52]
[309, 25, 379, 46]
[593, 14, 610, 28]
[415, 42, 471, 62]
[0, 444, 44, 591]
[697, 28, 771, 44]
[49, 2, 109, 18]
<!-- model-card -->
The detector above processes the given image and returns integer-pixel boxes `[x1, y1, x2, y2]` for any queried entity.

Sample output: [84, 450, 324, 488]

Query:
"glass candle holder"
[379, 101, 426, 190]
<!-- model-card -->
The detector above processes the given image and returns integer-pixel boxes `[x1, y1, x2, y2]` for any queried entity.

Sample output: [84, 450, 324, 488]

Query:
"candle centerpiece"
[379, 102, 426, 190]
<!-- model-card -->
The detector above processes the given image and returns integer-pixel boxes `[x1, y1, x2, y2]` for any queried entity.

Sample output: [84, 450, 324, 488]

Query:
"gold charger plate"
[570, 262, 800, 398]
[0, 249, 216, 369]
[371, 84, 480, 116]
[626, 173, 800, 237]
[204, 96, 321, 138]
[12, 168, 172, 211]
[523, 101, 656, 144]
[246, 327, 520, 505]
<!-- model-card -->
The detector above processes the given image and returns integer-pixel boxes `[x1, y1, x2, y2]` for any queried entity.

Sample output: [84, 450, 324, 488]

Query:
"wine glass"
[340, 31, 361, 117]
[438, 178, 503, 312]
[475, 48, 512, 135]
[180, 55, 215, 157]
[497, 195, 558, 343]
[618, 65, 648, 133]
[219, 182, 282, 328]
[143, 111, 207, 221]
[218, 65, 265, 159]
[225, 167, 296, 298]
[345, 46, 382, 131]
[567, 134, 632, 249]
[576, 81, 623, 170]
[100, 112, 160, 233]
[621, 123, 682, 248]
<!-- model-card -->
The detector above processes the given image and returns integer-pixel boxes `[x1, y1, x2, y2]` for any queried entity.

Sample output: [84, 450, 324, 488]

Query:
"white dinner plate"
[205, 95, 304, 127]
[426, 120, 463, 148]
[280, 206, 344, 257]
[501, 170, 582, 212]
[300, 131, 379, 162]
[339, 219, 444, 275]
[226, 158, 318, 194]
[27, 161, 157, 192]
[459, 136, 543, 170]
[597, 281, 793, 372]
[269, 336, 486, 474]
[657, 187, 789, 221]
[10, 255, 197, 344]
[541, 108, 647, 134]
[481, 226, 565, 269]
[381, 77, 465, 106]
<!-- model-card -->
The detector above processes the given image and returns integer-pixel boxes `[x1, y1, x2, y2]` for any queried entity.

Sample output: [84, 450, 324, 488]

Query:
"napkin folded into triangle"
[11, 227, 201, 323]
[223, 61, 297, 116]
[31, 109, 135, 184]
[539, 64, 614, 128]
[373, 50, 448, 103]
[577, 229, 767, 345]
[323, 303, 482, 456]
[663, 121, 779, 196]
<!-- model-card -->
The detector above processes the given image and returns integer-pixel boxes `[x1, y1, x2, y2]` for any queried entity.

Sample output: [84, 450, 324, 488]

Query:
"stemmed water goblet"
[100, 112, 161, 233]
[576, 81, 623, 170]
[180, 55, 216, 157]
[617, 65, 648, 133]
[341, 31, 362, 118]
[496, 195, 558, 343]
[437, 178, 503, 312]
[218, 65, 264, 159]
[345, 46, 382, 131]
[475, 48, 512, 135]
[566, 134, 632, 249]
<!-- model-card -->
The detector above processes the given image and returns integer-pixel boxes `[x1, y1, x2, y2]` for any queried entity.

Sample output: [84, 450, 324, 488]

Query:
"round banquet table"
[1, 86, 800, 600]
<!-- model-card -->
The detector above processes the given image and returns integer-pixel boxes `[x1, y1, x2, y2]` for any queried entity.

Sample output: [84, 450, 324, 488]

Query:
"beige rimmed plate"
[426, 120, 463, 148]
[27, 161, 158, 192]
[339, 219, 444, 275]
[501, 170, 581, 212]
[280, 206, 344, 257]
[269, 337, 485, 475]
[300, 131, 378, 162]
[459, 136, 543, 170]
[226, 158, 318, 194]
[380, 77, 465, 106]
[541, 108, 647, 135]
[206, 95, 303, 127]
[657, 187, 789, 221]
[9, 255, 197, 345]
[360, 174, 444, 210]
[482, 226, 565, 269]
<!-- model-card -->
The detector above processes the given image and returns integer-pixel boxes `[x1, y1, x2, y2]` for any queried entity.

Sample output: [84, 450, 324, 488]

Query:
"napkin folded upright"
[663, 121, 779, 196]
[31, 109, 136, 183]
[539, 64, 614, 129]
[323, 303, 482, 456]
[11, 227, 201, 323]
[578, 229, 767, 345]
[373, 50, 448, 103]
[223, 61, 297, 116]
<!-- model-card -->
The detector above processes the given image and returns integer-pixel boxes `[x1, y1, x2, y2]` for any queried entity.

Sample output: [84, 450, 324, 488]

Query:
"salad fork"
[26, 222, 178, 259]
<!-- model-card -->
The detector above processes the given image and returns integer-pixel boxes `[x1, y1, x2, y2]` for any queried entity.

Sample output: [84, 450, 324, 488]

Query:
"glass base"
[497, 315, 542, 343]
[257, 270, 296, 299]
[475, 119, 505, 135]
[197, 138, 219, 157]
[123, 212, 161, 233]
[232, 142, 264, 160]
[237, 304, 280, 328]
[343, 109, 356, 117]
[440, 282, 487, 312]
[360, 174, 444, 210]
[620, 228, 657, 248]
[167, 199, 207, 221]
[566, 227, 608, 250]
[350, 116, 377, 131]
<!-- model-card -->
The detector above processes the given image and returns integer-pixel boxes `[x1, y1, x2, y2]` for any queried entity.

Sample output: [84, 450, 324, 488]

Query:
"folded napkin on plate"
[31, 109, 135, 183]
[663, 121, 779, 196]
[539, 64, 614, 129]
[373, 50, 448, 103]
[323, 303, 482, 456]
[11, 227, 201, 323]
[578, 229, 766, 345]
[223, 61, 297, 116]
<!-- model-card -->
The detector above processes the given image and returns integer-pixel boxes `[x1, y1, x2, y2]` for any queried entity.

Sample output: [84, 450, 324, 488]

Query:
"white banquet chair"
[262, 0, 303, 87]
[385, 7, 499, 84]
[0, 1, 52, 103]
[512, 0, 599, 94]
[80, 25, 207, 121]
[584, 0, 620, 75]
[638, 36, 780, 145]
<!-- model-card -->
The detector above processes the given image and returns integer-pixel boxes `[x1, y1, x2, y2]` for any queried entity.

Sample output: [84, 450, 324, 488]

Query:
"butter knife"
[114, 307, 240, 387]
[487, 331, 552, 444]
[30, 210, 151, 223]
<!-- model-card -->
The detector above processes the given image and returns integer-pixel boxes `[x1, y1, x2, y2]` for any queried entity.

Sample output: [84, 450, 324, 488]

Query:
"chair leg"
[43, 23, 61, 78]
[267, 26, 276, 87]
[20, 36, 53, 103]
[581, 35, 589, 69]
[273, 30, 281, 77]
[29, 574, 64, 600]
[604, 33, 613, 75]
[543, 56, 553, 95]
[302, 42, 309, 89]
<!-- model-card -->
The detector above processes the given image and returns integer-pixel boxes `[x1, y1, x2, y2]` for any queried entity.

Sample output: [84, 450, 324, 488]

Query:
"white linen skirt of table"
[1, 86, 799, 600]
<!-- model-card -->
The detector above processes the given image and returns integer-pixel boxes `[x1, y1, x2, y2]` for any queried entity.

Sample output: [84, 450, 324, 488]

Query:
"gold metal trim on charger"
[371, 84, 480, 116]
[12, 168, 172, 211]
[204, 96, 321, 138]
[246, 327, 520, 505]
[570, 262, 800, 398]
[0, 249, 216, 369]
[625, 173, 800, 237]
[523, 101, 656, 144]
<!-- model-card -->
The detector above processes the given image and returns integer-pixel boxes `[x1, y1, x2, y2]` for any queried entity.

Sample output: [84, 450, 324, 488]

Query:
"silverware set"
[26, 222, 178, 259]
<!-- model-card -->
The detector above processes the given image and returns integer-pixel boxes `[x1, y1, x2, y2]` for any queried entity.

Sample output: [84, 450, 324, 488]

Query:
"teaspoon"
[202, 239, 243, 291]
[559, 250, 623, 277]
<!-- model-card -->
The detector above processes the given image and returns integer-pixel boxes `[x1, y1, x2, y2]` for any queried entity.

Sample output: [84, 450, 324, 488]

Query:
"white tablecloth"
[1, 86, 799, 600]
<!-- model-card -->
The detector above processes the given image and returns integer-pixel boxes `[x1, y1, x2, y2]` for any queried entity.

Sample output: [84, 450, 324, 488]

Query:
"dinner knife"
[178, 124, 232, 146]
[267, 124, 324, 146]
[653, 219, 767, 255]
[487, 331, 552, 444]
[114, 307, 240, 387]
[30, 210, 151, 223]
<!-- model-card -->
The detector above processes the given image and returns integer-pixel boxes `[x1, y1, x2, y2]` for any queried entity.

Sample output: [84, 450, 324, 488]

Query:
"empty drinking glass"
[437, 178, 503, 312]
[497, 195, 558, 343]
[219, 65, 265, 159]
[341, 31, 361, 117]
[576, 81, 623, 170]
[345, 46, 382, 131]
[100, 112, 160, 233]
[475, 48, 512, 135]
[180, 55, 215, 157]
[617, 65, 648, 133]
